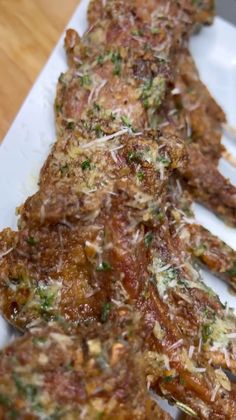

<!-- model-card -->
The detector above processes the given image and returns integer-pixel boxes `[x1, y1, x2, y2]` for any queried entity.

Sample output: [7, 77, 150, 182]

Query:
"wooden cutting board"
[0, 0, 79, 142]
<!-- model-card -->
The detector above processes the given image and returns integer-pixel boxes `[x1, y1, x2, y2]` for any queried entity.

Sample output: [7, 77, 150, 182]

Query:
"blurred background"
[216, 0, 236, 24]
[0, 0, 235, 141]
[0, 0, 78, 141]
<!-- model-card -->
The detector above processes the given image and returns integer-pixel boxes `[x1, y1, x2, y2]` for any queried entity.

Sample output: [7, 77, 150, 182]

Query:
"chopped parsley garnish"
[178, 278, 188, 287]
[97, 54, 105, 65]
[95, 124, 104, 137]
[127, 150, 142, 163]
[179, 376, 185, 385]
[37, 288, 56, 313]
[152, 208, 164, 221]
[66, 121, 75, 129]
[150, 27, 159, 35]
[131, 28, 144, 36]
[32, 336, 47, 346]
[194, 244, 207, 257]
[140, 76, 166, 110]
[144, 232, 154, 248]
[101, 302, 112, 323]
[121, 115, 132, 129]
[94, 102, 101, 112]
[156, 212, 164, 221]
[202, 307, 216, 321]
[137, 171, 145, 182]
[96, 262, 113, 272]
[158, 156, 171, 167]
[80, 74, 92, 87]
[27, 236, 37, 246]
[141, 80, 152, 109]
[81, 160, 91, 170]
[202, 324, 213, 343]
[12, 373, 38, 402]
[111, 52, 122, 76]
[163, 375, 174, 383]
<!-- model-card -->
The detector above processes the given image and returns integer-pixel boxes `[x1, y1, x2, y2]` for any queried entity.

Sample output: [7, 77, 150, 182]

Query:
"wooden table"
[0, 0, 79, 142]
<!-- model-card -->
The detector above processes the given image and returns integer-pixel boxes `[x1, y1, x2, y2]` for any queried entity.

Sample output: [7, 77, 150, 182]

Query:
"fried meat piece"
[87, 0, 215, 28]
[2, 100, 236, 377]
[164, 76, 236, 225]
[3, 217, 236, 419]
[0, 308, 170, 420]
[86, 0, 236, 225]
[176, 49, 226, 163]
[0, 128, 185, 330]
[1, 125, 236, 415]
[180, 144, 236, 226]
[167, 178, 236, 289]
[104, 209, 236, 419]
[186, 223, 236, 291]
[0, 0, 236, 418]
[0, 224, 109, 329]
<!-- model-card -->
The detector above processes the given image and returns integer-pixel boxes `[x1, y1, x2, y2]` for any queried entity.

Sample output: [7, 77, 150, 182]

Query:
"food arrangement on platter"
[0, 0, 236, 418]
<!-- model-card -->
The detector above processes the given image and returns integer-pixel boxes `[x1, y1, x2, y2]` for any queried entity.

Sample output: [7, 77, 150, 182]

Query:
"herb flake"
[96, 262, 113, 272]
[80, 74, 92, 88]
[202, 324, 213, 343]
[101, 302, 112, 323]
[111, 52, 122, 76]
[81, 160, 91, 170]
[144, 232, 154, 248]
[27, 236, 37, 246]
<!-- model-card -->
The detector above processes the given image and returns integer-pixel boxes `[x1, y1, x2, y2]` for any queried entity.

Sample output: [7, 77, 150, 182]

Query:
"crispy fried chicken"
[0, 0, 236, 419]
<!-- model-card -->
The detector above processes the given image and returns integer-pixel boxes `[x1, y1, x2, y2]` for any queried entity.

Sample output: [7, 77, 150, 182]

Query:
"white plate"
[0, 1, 236, 417]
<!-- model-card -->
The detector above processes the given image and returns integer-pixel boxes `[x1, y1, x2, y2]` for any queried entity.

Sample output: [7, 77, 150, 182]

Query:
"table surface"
[0, 1, 235, 142]
[0, 0, 79, 142]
